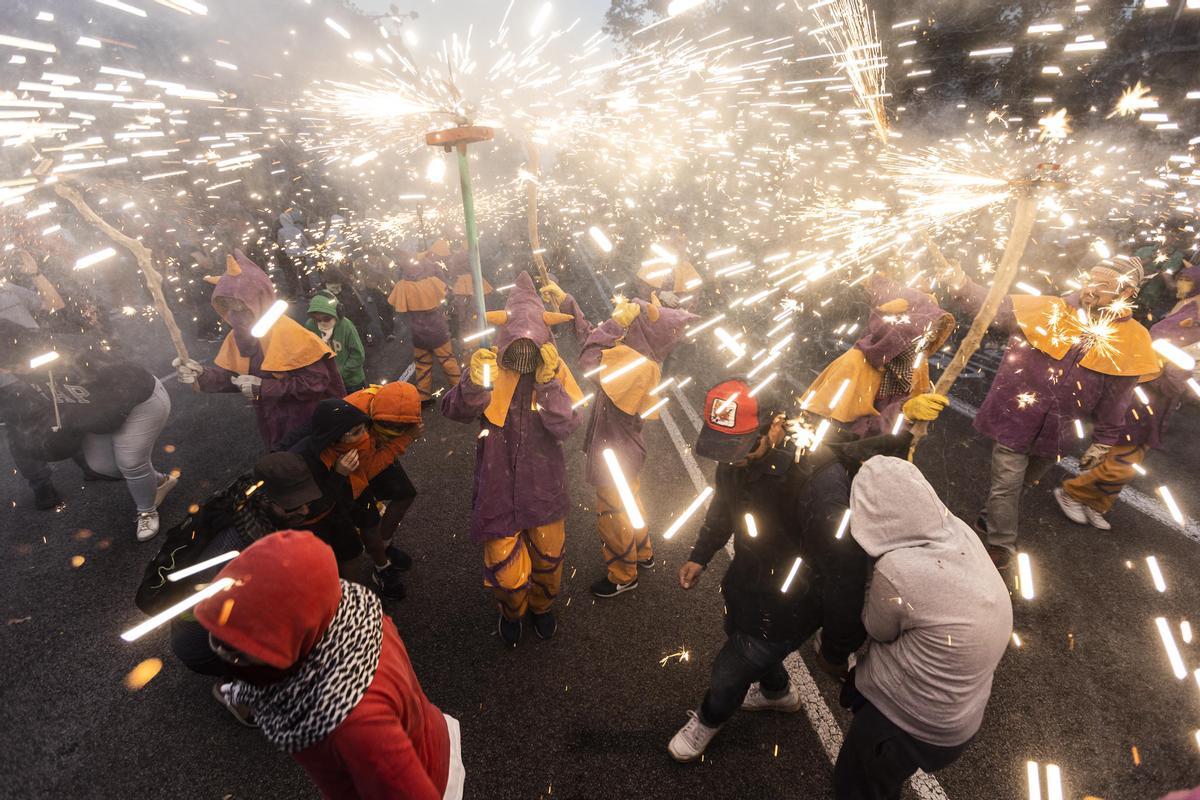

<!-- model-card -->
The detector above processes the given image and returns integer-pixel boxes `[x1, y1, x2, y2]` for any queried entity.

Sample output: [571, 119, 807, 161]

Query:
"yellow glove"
[902, 393, 949, 423]
[611, 301, 641, 328]
[469, 347, 497, 388]
[540, 282, 566, 307]
[536, 342, 560, 384]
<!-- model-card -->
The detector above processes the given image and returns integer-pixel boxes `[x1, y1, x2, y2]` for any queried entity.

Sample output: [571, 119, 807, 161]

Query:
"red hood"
[194, 530, 341, 670]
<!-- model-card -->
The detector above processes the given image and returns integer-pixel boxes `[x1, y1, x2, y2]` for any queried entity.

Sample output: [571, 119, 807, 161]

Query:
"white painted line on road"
[662, 384, 949, 800]
[671, 384, 703, 433]
[398, 362, 416, 384]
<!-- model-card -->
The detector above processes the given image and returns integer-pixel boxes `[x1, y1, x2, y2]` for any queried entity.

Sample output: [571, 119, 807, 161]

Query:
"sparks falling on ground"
[658, 648, 691, 668]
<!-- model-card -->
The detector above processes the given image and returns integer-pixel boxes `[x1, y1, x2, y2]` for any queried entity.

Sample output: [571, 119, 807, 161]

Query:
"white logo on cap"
[710, 397, 738, 428]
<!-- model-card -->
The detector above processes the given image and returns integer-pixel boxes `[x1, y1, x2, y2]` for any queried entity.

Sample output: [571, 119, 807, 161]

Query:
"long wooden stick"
[52, 182, 191, 363]
[523, 138, 559, 311]
[909, 191, 1038, 450]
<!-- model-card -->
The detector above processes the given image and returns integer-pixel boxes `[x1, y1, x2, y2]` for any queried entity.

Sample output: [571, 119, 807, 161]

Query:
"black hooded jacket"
[688, 431, 913, 660]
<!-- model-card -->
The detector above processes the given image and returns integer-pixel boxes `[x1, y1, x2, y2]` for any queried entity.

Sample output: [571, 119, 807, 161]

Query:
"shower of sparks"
[1108, 81, 1156, 119]
[809, 0, 889, 143]
[658, 648, 691, 667]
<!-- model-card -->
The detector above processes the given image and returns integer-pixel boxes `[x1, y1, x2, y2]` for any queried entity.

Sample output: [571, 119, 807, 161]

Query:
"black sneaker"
[497, 613, 522, 646]
[33, 484, 63, 511]
[638, 557, 655, 569]
[385, 545, 413, 572]
[591, 575, 638, 598]
[530, 610, 557, 640]
[373, 565, 407, 600]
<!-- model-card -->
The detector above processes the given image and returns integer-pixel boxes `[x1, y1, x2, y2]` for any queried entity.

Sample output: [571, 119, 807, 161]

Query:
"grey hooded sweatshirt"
[850, 456, 1012, 747]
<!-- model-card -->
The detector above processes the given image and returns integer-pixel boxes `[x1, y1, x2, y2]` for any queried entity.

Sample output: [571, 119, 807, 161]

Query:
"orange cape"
[801, 348, 932, 424]
[214, 315, 333, 374]
[598, 344, 664, 419]
[388, 276, 446, 313]
[452, 274, 495, 298]
[483, 360, 584, 428]
[1011, 295, 1159, 379]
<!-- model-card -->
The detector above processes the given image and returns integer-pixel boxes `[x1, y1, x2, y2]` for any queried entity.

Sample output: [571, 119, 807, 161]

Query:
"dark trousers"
[834, 674, 968, 800]
[5, 429, 52, 489]
[170, 618, 228, 678]
[698, 620, 809, 727]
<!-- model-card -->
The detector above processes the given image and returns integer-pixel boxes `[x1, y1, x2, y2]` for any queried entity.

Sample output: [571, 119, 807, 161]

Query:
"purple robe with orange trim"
[1119, 288, 1200, 449]
[388, 254, 450, 351]
[441, 272, 584, 541]
[579, 299, 697, 487]
[198, 250, 344, 449]
[953, 279, 1159, 458]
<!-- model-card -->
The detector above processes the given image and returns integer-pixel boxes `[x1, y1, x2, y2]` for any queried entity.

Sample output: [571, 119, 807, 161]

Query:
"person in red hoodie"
[194, 530, 464, 800]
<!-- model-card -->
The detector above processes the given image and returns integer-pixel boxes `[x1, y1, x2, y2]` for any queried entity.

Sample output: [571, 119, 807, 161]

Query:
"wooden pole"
[523, 138, 559, 311]
[52, 182, 191, 363]
[909, 190, 1038, 451]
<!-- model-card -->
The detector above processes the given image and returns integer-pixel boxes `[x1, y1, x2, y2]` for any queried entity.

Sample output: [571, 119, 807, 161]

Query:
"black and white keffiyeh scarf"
[231, 580, 383, 753]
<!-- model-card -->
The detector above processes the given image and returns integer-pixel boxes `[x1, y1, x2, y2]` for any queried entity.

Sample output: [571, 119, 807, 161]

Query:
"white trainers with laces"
[1053, 488, 1088, 525]
[136, 511, 160, 542]
[1083, 505, 1112, 530]
[668, 710, 720, 762]
[153, 473, 179, 508]
[741, 683, 803, 713]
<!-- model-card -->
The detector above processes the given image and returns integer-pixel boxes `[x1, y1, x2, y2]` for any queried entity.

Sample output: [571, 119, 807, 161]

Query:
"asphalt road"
[2, 262, 1199, 800]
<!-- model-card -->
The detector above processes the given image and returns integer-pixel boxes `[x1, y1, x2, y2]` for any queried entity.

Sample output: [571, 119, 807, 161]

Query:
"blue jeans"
[698, 624, 805, 727]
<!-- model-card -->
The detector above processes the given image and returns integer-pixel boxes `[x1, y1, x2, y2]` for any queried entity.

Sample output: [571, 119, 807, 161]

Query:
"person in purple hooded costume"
[578, 293, 697, 598]
[173, 250, 344, 449]
[388, 244, 461, 403]
[802, 274, 957, 437]
[441, 271, 585, 646]
[944, 256, 1159, 569]
[1053, 261, 1200, 530]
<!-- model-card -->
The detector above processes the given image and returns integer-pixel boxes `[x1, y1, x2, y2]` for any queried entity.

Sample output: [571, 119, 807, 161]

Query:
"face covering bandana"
[316, 319, 335, 340]
[501, 338, 540, 374]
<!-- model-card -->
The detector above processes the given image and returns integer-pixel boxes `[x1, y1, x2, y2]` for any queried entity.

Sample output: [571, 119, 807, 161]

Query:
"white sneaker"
[741, 683, 803, 713]
[1053, 488, 1088, 524]
[668, 710, 720, 763]
[153, 473, 178, 508]
[136, 511, 160, 542]
[1083, 505, 1112, 530]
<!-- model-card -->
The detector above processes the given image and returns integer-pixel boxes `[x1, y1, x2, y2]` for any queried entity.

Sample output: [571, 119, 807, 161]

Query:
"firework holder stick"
[523, 139, 559, 312]
[920, 231, 953, 272]
[909, 189, 1038, 454]
[52, 182, 191, 364]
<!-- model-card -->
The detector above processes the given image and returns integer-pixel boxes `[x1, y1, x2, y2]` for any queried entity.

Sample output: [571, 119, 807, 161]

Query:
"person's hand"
[611, 301, 641, 328]
[469, 347, 497, 388]
[173, 357, 204, 384]
[335, 450, 360, 476]
[902, 393, 949, 423]
[678, 561, 704, 590]
[536, 342, 560, 384]
[1079, 442, 1112, 471]
[230, 374, 262, 399]
[540, 281, 566, 307]
[945, 258, 967, 290]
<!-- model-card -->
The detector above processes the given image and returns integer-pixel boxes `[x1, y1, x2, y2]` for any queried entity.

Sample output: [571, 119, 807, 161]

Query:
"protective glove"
[469, 347, 497, 388]
[540, 281, 566, 307]
[536, 342, 560, 384]
[230, 374, 262, 399]
[611, 301, 641, 328]
[172, 357, 204, 384]
[1079, 442, 1112, 471]
[902, 392, 949, 423]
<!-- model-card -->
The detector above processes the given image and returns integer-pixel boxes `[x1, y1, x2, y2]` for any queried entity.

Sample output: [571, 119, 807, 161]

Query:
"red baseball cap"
[695, 378, 763, 462]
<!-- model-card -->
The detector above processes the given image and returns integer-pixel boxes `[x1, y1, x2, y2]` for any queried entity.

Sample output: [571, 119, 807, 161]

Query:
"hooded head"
[194, 530, 341, 674]
[857, 290, 956, 369]
[307, 293, 339, 337]
[1175, 262, 1200, 301]
[307, 398, 370, 455]
[1081, 256, 1143, 310]
[849, 456, 960, 557]
[400, 249, 442, 282]
[362, 381, 421, 427]
[211, 249, 275, 328]
[487, 271, 574, 368]
[622, 297, 699, 363]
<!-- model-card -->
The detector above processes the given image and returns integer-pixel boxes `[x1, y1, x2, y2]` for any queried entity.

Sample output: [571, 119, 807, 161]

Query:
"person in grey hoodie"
[835, 455, 1012, 800]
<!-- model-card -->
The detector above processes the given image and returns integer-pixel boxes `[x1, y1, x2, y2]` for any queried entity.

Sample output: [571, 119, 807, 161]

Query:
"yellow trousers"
[414, 341, 461, 400]
[1062, 444, 1147, 514]
[596, 482, 650, 585]
[482, 520, 565, 620]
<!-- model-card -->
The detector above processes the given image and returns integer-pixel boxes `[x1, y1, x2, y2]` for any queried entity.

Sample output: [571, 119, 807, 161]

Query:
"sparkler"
[602, 448, 645, 530]
[744, 513, 758, 538]
[1145, 556, 1167, 593]
[250, 299, 289, 338]
[1016, 552, 1036, 600]
[1154, 616, 1188, 679]
[662, 486, 714, 540]
[28, 351, 59, 369]
[120, 577, 233, 642]
[1157, 486, 1185, 526]
[167, 550, 240, 582]
[780, 557, 803, 593]
[834, 508, 851, 539]
[1152, 339, 1197, 371]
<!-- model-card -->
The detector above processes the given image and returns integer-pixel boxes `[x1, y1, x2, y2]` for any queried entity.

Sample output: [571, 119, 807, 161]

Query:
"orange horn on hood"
[485, 310, 509, 326]
[224, 255, 242, 276]
[543, 311, 574, 326]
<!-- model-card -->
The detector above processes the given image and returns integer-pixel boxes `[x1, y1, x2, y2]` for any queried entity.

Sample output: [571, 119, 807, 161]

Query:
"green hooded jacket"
[305, 293, 366, 390]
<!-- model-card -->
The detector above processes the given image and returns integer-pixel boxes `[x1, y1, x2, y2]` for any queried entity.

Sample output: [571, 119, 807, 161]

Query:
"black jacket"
[38, 349, 156, 460]
[688, 432, 912, 659]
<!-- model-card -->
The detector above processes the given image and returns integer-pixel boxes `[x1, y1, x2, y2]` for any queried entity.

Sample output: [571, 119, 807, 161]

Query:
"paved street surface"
[3, 261, 1199, 800]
